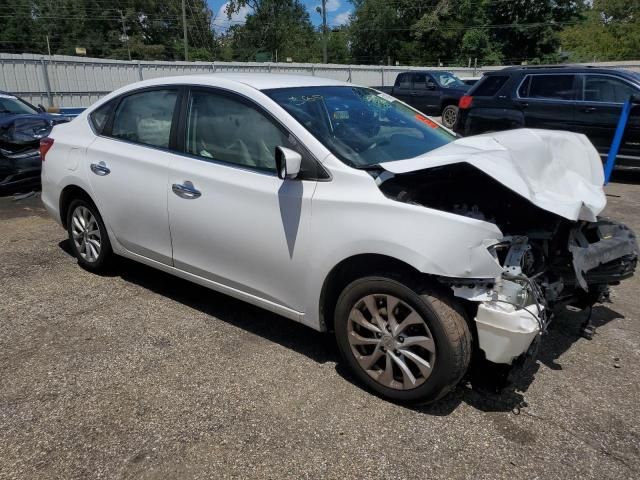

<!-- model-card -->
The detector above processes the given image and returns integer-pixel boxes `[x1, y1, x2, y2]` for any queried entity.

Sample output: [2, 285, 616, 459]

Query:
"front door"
[167, 88, 316, 312]
[411, 73, 440, 114]
[575, 73, 640, 159]
[86, 88, 179, 264]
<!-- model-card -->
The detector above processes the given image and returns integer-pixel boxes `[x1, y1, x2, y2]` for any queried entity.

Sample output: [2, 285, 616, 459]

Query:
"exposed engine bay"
[377, 162, 639, 365]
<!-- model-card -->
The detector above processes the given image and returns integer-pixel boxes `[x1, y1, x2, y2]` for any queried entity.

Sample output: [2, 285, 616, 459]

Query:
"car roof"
[123, 73, 352, 91]
[486, 65, 640, 81]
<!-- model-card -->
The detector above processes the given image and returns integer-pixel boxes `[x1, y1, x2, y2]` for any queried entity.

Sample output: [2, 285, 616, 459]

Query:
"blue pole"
[604, 95, 639, 185]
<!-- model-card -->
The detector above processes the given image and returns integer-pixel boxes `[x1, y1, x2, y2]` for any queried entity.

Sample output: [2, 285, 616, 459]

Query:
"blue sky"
[208, 0, 353, 31]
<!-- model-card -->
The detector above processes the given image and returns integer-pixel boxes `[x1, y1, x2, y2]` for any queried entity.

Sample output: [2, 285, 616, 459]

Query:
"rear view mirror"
[275, 146, 302, 180]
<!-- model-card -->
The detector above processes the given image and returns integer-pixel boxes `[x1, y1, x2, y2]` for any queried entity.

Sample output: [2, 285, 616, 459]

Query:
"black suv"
[454, 66, 640, 167]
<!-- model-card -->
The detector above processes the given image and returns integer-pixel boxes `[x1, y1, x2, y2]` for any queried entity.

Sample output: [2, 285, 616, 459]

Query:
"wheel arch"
[440, 97, 459, 111]
[59, 184, 96, 229]
[319, 253, 445, 332]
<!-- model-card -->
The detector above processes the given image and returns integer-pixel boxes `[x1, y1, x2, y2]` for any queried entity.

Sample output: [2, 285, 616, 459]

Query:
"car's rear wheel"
[66, 198, 113, 272]
[334, 276, 471, 404]
[441, 105, 459, 129]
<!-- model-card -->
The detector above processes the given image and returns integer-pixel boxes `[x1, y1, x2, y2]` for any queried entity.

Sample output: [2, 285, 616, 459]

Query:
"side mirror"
[426, 82, 437, 91]
[275, 146, 302, 180]
[37, 104, 46, 113]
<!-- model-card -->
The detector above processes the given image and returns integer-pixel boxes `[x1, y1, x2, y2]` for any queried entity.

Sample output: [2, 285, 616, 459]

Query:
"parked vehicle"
[454, 66, 640, 167]
[0, 91, 70, 193]
[376, 71, 470, 128]
[41, 74, 638, 404]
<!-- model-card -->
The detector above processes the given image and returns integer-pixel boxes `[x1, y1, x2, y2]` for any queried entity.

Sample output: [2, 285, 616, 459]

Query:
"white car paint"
[40, 73, 610, 365]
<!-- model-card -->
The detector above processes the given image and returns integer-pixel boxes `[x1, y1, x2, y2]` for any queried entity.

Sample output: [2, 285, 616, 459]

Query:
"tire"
[334, 276, 471, 404]
[441, 104, 459, 129]
[66, 198, 113, 272]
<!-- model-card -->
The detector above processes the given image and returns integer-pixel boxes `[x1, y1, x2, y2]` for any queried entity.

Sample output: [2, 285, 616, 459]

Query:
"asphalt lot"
[1, 174, 639, 480]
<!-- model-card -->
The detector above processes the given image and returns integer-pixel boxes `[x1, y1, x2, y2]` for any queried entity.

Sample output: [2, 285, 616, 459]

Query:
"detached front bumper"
[0, 149, 41, 193]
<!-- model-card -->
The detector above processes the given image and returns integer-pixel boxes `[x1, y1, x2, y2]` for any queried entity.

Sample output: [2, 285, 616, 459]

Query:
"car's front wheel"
[66, 198, 113, 272]
[334, 276, 471, 404]
[441, 105, 459, 129]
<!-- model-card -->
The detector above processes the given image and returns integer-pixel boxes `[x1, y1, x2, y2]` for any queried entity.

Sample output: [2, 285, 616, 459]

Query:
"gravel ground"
[1, 173, 639, 480]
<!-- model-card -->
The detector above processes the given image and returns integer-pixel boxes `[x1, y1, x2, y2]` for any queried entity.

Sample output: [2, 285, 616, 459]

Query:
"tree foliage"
[349, 0, 584, 65]
[225, 0, 319, 62]
[1, 0, 215, 60]
[560, 0, 640, 62]
[1, 0, 639, 66]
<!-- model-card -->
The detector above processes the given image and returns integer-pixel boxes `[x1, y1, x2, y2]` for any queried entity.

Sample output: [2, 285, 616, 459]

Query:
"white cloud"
[212, 2, 251, 32]
[324, 0, 341, 13]
[331, 10, 351, 26]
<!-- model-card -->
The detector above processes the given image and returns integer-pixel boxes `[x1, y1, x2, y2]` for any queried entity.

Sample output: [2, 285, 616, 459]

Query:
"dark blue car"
[0, 92, 71, 193]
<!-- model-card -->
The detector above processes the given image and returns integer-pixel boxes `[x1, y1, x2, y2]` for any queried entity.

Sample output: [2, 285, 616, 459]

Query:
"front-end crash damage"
[376, 129, 639, 370]
[0, 114, 68, 192]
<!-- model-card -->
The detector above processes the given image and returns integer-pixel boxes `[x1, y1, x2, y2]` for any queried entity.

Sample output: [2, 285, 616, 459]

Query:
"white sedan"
[41, 74, 638, 404]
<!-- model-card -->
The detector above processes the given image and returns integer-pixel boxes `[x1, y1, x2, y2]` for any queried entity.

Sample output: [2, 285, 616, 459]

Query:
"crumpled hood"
[380, 128, 606, 222]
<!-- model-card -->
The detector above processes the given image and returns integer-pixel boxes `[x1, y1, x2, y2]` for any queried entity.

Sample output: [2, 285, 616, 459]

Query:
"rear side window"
[520, 74, 576, 100]
[111, 89, 178, 148]
[583, 75, 637, 103]
[89, 101, 114, 134]
[473, 75, 508, 96]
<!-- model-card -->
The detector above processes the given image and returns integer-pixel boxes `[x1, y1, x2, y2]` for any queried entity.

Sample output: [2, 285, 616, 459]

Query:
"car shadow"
[58, 240, 338, 365]
[415, 304, 625, 416]
[56, 240, 625, 415]
[610, 169, 640, 185]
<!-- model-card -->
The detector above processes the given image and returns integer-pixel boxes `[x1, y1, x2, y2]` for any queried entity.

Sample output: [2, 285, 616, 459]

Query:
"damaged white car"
[41, 75, 638, 404]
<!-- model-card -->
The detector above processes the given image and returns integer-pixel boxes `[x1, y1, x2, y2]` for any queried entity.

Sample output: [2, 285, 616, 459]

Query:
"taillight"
[459, 95, 473, 109]
[39, 137, 54, 161]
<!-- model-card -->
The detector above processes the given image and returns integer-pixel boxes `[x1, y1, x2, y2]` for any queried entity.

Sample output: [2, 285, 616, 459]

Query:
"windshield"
[433, 73, 466, 89]
[0, 95, 38, 114]
[265, 86, 454, 168]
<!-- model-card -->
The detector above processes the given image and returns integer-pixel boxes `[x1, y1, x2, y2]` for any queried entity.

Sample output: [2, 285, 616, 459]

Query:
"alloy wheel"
[71, 205, 102, 263]
[347, 294, 436, 390]
[442, 107, 457, 128]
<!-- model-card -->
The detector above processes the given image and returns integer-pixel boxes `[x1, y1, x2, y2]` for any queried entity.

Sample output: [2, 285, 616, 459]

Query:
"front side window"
[265, 86, 455, 168]
[413, 74, 427, 89]
[185, 90, 290, 173]
[521, 74, 576, 100]
[583, 75, 637, 103]
[111, 89, 177, 148]
[433, 73, 466, 88]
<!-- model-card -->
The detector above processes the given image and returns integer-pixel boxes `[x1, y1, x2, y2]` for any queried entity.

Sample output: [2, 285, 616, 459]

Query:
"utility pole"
[182, 0, 188, 61]
[316, 1, 328, 63]
[118, 10, 132, 61]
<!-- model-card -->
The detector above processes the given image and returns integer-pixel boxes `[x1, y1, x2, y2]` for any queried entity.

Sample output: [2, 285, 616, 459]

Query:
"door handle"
[172, 181, 201, 199]
[581, 107, 597, 113]
[90, 161, 110, 176]
[516, 101, 529, 109]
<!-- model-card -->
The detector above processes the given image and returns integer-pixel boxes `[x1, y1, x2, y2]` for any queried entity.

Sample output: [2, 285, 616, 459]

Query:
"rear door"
[516, 73, 577, 131]
[86, 87, 179, 264]
[575, 73, 640, 159]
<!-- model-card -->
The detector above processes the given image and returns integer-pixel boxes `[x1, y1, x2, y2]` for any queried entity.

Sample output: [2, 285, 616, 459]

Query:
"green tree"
[0, 0, 41, 53]
[560, 0, 640, 62]
[226, 0, 318, 62]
